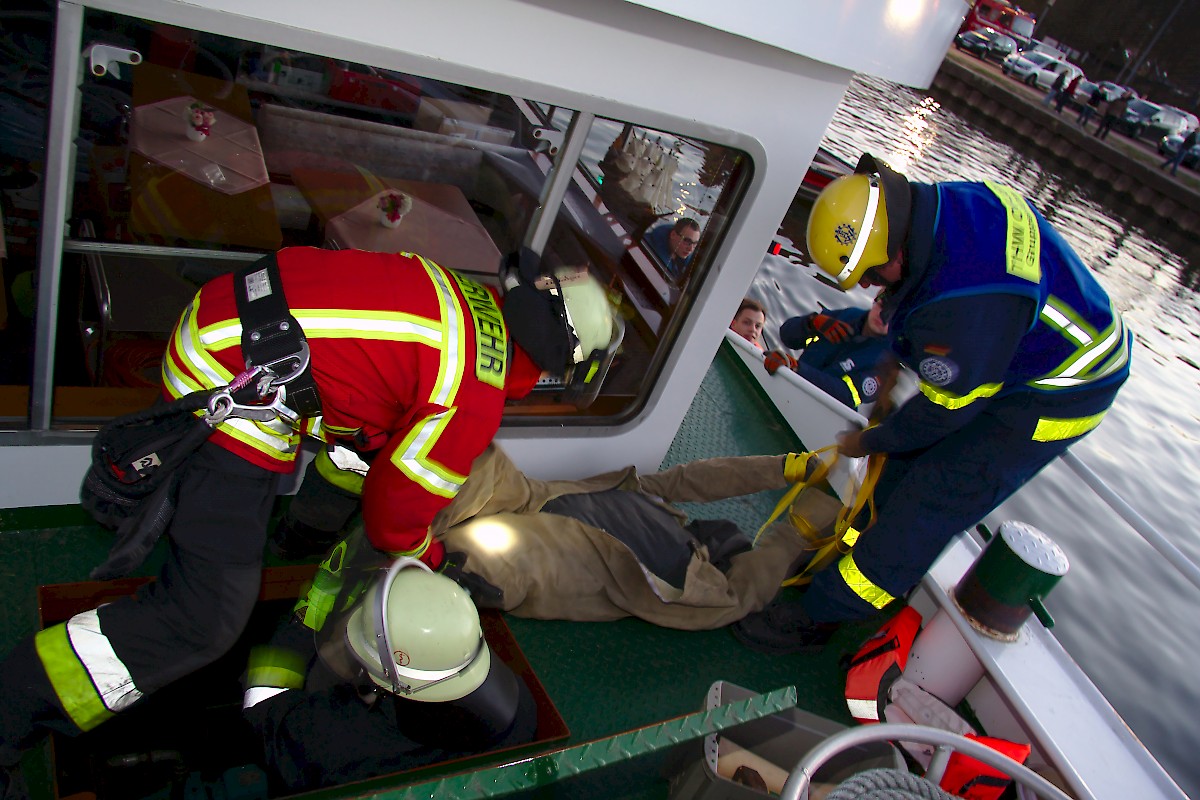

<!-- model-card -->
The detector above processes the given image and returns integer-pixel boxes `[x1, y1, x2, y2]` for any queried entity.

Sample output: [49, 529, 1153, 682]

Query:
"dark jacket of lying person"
[242, 559, 536, 793]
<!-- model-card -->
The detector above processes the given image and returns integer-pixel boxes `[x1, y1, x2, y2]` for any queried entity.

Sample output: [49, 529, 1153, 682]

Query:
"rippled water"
[749, 74, 1200, 797]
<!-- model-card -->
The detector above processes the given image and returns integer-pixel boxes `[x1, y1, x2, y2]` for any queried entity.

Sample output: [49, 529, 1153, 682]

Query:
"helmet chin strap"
[836, 173, 881, 287]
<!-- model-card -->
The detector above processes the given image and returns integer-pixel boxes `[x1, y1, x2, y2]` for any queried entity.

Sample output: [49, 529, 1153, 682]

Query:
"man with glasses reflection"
[645, 217, 701, 279]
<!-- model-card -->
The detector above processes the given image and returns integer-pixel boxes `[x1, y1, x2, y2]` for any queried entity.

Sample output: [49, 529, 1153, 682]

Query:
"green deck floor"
[1, 343, 882, 799]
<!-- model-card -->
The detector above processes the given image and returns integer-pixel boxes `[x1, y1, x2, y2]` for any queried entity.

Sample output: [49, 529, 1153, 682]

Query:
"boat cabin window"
[0, 7, 752, 429]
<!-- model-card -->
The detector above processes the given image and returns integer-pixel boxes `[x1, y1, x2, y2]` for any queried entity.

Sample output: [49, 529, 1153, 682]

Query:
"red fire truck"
[960, 0, 1036, 41]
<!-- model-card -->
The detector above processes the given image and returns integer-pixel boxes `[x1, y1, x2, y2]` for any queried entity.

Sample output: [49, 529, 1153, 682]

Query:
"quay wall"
[929, 57, 1200, 242]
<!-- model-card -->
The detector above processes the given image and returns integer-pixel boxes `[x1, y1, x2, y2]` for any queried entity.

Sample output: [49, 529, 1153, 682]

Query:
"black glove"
[439, 551, 505, 610]
[809, 313, 854, 344]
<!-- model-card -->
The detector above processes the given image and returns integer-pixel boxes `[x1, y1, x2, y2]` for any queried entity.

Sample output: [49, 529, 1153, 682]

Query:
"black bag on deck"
[80, 391, 217, 580]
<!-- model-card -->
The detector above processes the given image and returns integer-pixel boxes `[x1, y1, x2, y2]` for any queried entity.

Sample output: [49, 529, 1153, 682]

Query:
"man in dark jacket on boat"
[733, 153, 1132, 653]
[764, 293, 891, 409]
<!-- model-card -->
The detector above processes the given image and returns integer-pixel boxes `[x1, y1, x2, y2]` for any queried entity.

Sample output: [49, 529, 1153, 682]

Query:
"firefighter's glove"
[763, 350, 798, 376]
[810, 313, 854, 343]
[439, 550, 505, 610]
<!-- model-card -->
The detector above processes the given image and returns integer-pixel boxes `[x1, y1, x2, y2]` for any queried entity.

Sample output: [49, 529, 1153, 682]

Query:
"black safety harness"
[82, 254, 321, 580]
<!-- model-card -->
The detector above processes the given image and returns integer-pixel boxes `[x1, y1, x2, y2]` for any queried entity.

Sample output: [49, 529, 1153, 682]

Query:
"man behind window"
[645, 217, 701, 279]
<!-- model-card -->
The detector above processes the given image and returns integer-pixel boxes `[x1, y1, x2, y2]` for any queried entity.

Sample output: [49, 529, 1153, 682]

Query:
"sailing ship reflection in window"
[593, 123, 746, 285]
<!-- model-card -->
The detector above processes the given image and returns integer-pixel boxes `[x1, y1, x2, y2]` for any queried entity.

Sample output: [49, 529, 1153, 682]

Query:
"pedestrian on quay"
[1042, 71, 1067, 108]
[1078, 88, 1104, 130]
[732, 153, 1131, 653]
[1159, 128, 1199, 177]
[1095, 90, 1132, 140]
[1056, 74, 1082, 114]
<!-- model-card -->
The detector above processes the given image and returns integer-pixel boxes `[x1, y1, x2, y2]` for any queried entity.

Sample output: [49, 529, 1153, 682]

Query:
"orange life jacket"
[939, 733, 1032, 800]
[844, 606, 922, 724]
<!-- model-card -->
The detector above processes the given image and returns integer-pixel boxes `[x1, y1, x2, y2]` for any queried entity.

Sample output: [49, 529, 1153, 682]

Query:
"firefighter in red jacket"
[0, 247, 621, 789]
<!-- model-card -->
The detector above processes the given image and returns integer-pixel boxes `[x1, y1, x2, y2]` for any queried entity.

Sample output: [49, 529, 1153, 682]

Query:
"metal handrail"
[779, 723, 1077, 800]
[1058, 451, 1200, 593]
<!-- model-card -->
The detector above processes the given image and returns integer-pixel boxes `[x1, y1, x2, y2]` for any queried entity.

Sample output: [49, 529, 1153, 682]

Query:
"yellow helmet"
[806, 154, 911, 290]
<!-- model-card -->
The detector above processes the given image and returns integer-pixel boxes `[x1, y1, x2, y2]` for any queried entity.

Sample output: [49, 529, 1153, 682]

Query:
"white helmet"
[344, 559, 490, 703]
[556, 269, 624, 407]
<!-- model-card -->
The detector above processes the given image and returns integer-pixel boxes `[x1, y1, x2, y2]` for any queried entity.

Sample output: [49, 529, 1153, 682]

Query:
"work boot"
[731, 598, 837, 654]
[270, 515, 341, 561]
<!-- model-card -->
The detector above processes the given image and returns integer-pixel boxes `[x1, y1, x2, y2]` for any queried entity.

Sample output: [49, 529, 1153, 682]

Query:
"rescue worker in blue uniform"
[766, 294, 891, 409]
[734, 153, 1132, 653]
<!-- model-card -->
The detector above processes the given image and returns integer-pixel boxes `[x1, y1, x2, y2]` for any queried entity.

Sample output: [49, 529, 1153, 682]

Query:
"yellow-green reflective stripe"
[1032, 410, 1108, 442]
[246, 646, 307, 690]
[449, 271, 508, 391]
[315, 448, 365, 495]
[838, 552, 894, 609]
[389, 409, 466, 498]
[292, 310, 442, 344]
[842, 375, 862, 407]
[35, 623, 114, 732]
[1031, 313, 1127, 389]
[984, 181, 1041, 283]
[418, 256, 466, 409]
[388, 529, 434, 562]
[1040, 297, 1093, 346]
[919, 381, 1002, 410]
[842, 526, 863, 547]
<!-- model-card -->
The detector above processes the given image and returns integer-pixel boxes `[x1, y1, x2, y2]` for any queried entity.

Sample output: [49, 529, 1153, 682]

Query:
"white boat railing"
[1057, 450, 1200, 593]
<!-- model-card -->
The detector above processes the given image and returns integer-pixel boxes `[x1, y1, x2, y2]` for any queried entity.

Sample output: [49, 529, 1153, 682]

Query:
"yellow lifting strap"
[752, 444, 887, 589]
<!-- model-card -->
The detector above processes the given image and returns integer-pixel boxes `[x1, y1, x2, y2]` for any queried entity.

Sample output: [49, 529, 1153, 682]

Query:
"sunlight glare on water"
[751, 73, 1200, 798]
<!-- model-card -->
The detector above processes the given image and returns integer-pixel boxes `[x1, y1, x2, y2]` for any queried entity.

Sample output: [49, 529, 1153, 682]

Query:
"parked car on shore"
[1157, 132, 1200, 169]
[954, 29, 1018, 63]
[1114, 98, 1163, 139]
[1145, 106, 1199, 140]
[1001, 51, 1083, 90]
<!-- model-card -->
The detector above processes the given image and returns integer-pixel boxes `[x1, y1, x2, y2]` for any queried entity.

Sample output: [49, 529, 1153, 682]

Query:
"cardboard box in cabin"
[665, 681, 903, 800]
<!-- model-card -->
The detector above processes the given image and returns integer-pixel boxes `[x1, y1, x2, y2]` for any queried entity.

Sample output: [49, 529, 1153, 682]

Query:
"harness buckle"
[252, 340, 311, 392]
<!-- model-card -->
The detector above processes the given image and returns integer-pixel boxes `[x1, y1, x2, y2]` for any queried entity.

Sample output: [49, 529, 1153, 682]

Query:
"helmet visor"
[832, 173, 882, 289]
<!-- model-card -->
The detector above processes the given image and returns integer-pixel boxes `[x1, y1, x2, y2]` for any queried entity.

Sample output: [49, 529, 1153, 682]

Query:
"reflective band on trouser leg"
[244, 645, 307, 709]
[243, 686, 289, 709]
[838, 552, 895, 610]
[314, 446, 366, 495]
[1032, 410, 1107, 442]
[842, 375, 862, 407]
[34, 611, 143, 732]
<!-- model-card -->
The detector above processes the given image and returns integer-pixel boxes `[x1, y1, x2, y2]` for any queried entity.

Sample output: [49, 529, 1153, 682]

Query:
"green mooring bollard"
[954, 521, 1068, 641]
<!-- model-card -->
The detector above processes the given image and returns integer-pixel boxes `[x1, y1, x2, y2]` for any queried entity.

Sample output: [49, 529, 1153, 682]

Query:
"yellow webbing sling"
[752, 444, 887, 588]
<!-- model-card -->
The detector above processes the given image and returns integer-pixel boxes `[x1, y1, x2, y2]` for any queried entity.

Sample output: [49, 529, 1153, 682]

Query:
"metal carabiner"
[257, 340, 312, 393]
[204, 387, 298, 427]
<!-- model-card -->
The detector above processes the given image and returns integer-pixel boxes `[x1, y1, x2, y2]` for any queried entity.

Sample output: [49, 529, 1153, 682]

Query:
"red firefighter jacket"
[162, 247, 542, 568]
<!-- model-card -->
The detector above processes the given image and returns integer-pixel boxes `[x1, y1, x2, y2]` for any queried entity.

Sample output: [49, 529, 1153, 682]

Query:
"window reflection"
[0, 7, 751, 428]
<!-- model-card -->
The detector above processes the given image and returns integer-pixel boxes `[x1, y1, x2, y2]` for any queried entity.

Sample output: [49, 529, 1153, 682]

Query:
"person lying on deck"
[285, 443, 825, 634]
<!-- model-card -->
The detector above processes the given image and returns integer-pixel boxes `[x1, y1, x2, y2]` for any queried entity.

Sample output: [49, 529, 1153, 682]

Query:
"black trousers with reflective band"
[0, 442, 278, 763]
